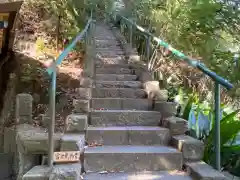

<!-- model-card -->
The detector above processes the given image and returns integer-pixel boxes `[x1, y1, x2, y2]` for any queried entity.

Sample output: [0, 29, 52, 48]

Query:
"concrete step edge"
[85, 145, 180, 154]
[87, 126, 168, 131]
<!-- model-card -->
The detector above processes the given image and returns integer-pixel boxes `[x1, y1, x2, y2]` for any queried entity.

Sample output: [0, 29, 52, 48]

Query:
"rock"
[185, 161, 228, 180]
[22, 165, 52, 180]
[139, 71, 153, 82]
[154, 102, 178, 119]
[60, 134, 85, 152]
[148, 89, 168, 101]
[80, 77, 93, 88]
[49, 163, 82, 180]
[144, 81, 160, 91]
[144, 81, 167, 101]
[162, 116, 188, 135]
[172, 135, 204, 162]
[16, 124, 62, 154]
[73, 99, 90, 113]
[65, 114, 88, 133]
[76, 88, 91, 100]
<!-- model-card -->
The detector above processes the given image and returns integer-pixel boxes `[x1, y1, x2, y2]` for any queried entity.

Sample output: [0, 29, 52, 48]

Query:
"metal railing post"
[214, 82, 221, 171]
[48, 59, 56, 167]
[146, 35, 151, 63]
[120, 20, 123, 34]
[129, 24, 132, 45]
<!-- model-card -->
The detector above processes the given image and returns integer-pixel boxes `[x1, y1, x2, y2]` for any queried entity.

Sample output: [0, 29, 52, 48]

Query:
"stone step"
[86, 126, 170, 146]
[185, 161, 228, 180]
[95, 37, 117, 40]
[91, 98, 151, 110]
[77, 88, 146, 98]
[96, 42, 120, 47]
[96, 48, 122, 51]
[95, 81, 141, 88]
[96, 44, 121, 49]
[90, 110, 161, 126]
[92, 88, 146, 98]
[96, 74, 137, 81]
[96, 49, 123, 53]
[95, 67, 133, 75]
[97, 51, 124, 56]
[96, 57, 127, 65]
[95, 62, 130, 68]
[23, 166, 193, 180]
[96, 39, 118, 43]
[96, 54, 125, 59]
[84, 145, 182, 172]
[84, 171, 193, 180]
[23, 164, 82, 180]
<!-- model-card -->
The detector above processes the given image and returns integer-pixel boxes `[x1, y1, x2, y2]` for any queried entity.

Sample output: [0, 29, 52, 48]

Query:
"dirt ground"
[16, 51, 84, 132]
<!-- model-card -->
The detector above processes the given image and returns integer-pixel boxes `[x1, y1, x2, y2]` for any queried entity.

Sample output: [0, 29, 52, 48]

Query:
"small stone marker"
[15, 93, 33, 124]
[53, 151, 80, 163]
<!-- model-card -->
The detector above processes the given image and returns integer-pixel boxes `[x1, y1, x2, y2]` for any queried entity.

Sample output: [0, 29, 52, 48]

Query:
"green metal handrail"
[46, 14, 95, 167]
[117, 15, 234, 171]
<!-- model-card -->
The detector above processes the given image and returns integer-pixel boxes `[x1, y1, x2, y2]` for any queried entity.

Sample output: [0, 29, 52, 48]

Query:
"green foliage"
[203, 110, 240, 174]
[36, 37, 46, 53]
[24, 0, 114, 41]
[119, 0, 240, 98]
[179, 92, 240, 174]
[182, 94, 196, 120]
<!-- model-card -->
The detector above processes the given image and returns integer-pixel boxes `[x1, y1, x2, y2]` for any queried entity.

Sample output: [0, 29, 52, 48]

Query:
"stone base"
[154, 102, 178, 119]
[60, 134, 85, 152]
[162, 117, 188, 135]
[50, 163, 82, 180]
[171, 135, 204, 162]
[23, 164, 82, 180]
[22, 165, 52, 180]
[185, 161, 227, 180]
[95, 80, 142, 88]
[84, 171, 193, 180]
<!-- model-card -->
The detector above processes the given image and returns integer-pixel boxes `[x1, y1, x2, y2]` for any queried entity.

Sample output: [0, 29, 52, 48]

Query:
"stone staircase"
[83, 24, 183, 173]
[12, 22, 229, 180]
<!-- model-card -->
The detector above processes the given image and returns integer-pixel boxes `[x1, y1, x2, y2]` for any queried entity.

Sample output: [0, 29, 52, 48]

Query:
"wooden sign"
[0, 1, 23, 52]
[53, 151, 80, 163]
[0, 13, 9, 52]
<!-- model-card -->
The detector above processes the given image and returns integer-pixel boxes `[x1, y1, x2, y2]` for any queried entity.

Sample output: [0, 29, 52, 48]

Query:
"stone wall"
[0, 60, 19, 179]
[0, 71, 18, 151]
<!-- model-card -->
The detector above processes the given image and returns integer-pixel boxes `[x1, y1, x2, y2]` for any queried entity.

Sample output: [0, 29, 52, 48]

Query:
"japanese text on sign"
[53, 151, 80, 163]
